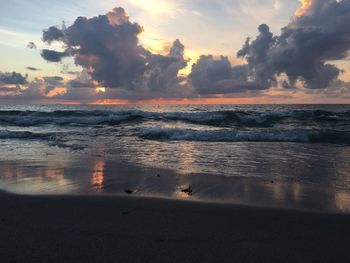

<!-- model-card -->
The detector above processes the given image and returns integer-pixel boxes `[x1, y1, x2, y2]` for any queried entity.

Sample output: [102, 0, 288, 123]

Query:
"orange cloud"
[295, 0, 314, 17]
[47, 87, 67, 97]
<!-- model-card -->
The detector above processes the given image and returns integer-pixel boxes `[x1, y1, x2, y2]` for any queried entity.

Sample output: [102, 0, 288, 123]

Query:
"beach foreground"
[1, 191, 350, 263]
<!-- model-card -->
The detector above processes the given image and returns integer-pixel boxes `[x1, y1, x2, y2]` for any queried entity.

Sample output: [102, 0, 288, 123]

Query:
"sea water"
[0, 104, 349, 212]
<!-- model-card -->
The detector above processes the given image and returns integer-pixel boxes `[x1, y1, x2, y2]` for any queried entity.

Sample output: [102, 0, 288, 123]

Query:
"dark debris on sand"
[125, 189, 135, 195]
[181, 185, 193, 196]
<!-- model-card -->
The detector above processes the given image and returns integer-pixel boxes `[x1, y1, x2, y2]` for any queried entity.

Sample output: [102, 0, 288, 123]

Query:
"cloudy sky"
[1, 0, 350, 104]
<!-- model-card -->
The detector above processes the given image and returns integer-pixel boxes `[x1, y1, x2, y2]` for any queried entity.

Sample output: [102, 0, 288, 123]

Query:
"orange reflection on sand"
[335, 191, 350, 212]
[268, 181, 303, 203]
[41, 168, 66, 183]
[291, 182, 302, 202]
[269, 181, 285, 203]
[91, 160, 105, 192]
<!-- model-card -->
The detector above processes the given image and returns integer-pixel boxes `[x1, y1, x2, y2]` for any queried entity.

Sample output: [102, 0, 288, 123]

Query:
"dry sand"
[1, 191, 350, 263]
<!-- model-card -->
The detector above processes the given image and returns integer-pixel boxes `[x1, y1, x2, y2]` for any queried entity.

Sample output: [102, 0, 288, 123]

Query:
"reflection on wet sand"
[263, 181, 304, 204]
[335, 191, 350, 212]
[114, 141, 350, 192]
[291, 182, 302, 202]
[0, 157, 349, 213]
[91, 160, 105, 192]
[0, 161, 74, 194]
[166, 172, 349, 213]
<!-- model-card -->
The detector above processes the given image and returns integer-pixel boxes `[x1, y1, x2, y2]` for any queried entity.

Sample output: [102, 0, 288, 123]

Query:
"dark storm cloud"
[42, 7, 146, 88]
[65, 69, 96, 89]
[43, 76, 63, 84]
[41, 49, 69, 62]
[237, 24, 277, 87]
[237, 0, 350, 89]
[145, 39, 188, 92]
[190, 55, 232, 94]
[41, 7, 188, 98]
[42, 26, 65, 43]
[27, 42, 37, 49]
[0, 72, 27, 85]
[26, 67, 39, 71]
[68, 79, 95, 88]
[189, 55, 265, 94]
[34, 1, 350, 101]
[191, 0, 350, 95]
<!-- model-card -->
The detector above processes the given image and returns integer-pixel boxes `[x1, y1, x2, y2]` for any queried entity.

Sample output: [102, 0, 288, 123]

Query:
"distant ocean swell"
[0, 127, 349, 145]
[0, 109, 349, 127]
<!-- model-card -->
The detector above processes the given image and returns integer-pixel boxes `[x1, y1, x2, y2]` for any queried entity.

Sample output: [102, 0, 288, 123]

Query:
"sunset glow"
[1, 2, 350, 261]
[295, 0, 314, 17]
[96, 87, 106, 93]
[0, 0, 349, 103]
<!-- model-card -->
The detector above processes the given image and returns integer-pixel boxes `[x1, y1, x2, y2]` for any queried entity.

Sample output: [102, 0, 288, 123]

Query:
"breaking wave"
[139, 128, 350, 144]
[0, 109, 349, 127]
[0, 129, 86, 151]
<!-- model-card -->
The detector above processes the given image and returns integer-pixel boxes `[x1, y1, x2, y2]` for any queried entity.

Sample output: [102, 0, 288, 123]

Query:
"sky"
[1, 0, 350, 104]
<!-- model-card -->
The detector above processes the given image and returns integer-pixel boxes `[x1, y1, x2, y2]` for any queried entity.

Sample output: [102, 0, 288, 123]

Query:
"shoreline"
[1, 155, 350, 214]
[1, 191, 350, 262]
[1, 188, 348, 215]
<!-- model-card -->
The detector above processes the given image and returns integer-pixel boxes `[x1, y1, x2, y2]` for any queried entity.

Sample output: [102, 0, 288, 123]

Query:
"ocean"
[0, 104, 350, 212]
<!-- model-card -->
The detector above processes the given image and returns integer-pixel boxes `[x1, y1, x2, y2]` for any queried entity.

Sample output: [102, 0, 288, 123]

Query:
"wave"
[139, 128, 350, 144]
[0, 129, 86, 151]
[0, 110, 145, 126]
[164, 109, 350, 127]
[0, 130, 49, 139]
[1, 126, 349, 151]
[0, 109, 349, 127]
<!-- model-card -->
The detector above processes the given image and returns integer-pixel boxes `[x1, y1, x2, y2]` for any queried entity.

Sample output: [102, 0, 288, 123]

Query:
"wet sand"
[2, 156, 350, 213]
[1, 191, 350, 263]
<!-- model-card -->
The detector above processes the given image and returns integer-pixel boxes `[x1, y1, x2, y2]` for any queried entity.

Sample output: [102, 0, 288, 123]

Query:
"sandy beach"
[1, 190, 350, 263]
